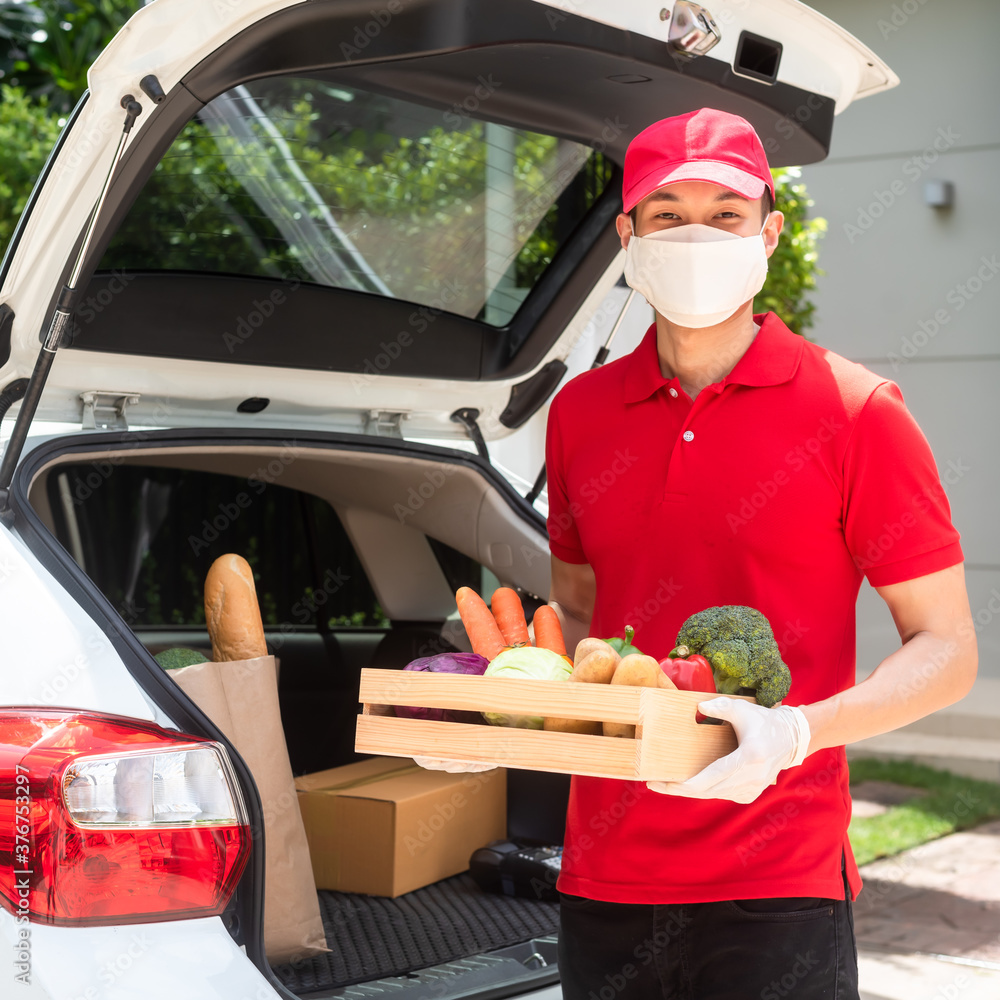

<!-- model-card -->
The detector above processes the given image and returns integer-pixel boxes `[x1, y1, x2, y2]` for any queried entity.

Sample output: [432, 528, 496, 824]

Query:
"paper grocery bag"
[169, 655, 329, 963]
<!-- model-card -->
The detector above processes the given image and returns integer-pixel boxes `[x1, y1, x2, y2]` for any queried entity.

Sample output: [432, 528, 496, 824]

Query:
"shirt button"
[668, 388, 678, 398]
[682, 430, 694, 442]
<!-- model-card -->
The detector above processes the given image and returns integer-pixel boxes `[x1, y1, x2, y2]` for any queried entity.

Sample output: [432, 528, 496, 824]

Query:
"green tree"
[0, 0, 141, 112]
[0, 84, 63, 252]
[100, 86, 613, 322]
[755, 166, 827, 335]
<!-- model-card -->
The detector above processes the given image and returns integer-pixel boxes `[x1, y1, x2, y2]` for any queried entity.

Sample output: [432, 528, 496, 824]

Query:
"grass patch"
[848, 757, 1000, 867]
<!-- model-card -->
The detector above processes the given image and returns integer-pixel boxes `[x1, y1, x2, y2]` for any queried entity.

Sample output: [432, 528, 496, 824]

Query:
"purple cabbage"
[393, 652, 490, 724]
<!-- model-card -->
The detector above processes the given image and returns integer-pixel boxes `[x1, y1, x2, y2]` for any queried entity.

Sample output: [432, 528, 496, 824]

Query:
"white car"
[0, 1, 895, 997]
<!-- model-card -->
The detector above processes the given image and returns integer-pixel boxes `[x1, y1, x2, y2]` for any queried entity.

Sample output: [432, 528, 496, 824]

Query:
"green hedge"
[0, 85, 64, 255]
[756, 166, 827, 335]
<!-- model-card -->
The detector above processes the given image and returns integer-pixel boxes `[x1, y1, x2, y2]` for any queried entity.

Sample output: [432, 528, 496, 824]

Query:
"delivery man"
[420, 107, 977, 998]
[542, 108, 977, 999]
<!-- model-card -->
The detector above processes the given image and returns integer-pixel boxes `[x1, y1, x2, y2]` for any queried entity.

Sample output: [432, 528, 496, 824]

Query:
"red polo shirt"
[545, 312, 963, 903]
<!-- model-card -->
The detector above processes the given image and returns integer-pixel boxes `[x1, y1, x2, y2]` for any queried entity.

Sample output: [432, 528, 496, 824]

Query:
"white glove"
[647, 698, 811, 804]
[413, 756, 498, 773]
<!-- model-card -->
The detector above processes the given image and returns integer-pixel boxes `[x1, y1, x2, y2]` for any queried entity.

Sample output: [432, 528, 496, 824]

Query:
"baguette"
[204, 553, 268, 662]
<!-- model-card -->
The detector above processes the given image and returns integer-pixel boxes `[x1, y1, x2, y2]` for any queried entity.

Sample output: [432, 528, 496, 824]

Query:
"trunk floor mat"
[271, 873, 559, 994]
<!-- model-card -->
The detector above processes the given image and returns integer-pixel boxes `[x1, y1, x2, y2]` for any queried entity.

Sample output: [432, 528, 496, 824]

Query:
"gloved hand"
[646, 698, 811, 804]
[413, 756, 498, 773]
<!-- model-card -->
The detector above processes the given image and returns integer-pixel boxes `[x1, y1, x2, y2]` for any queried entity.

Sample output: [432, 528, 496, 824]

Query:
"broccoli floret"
[672, 606, 791, 708]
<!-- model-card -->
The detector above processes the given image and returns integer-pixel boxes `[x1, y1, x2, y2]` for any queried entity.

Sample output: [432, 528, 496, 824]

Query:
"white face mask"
[623, 217, 770, 328]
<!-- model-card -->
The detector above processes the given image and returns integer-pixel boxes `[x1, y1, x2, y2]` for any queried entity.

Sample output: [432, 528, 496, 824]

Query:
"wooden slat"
[356, 669, 756, 782]
[359, 668, 643, 724]
[355, 715, 639, 779]
[636, 688, 738, 781]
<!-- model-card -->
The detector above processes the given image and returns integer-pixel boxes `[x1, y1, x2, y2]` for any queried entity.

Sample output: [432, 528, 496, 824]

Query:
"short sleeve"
[843, 381, 963, 587]
[544, 394, 588, 565]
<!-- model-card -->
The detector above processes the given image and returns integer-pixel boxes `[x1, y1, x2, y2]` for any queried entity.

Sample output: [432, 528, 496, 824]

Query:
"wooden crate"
[355, 669, 752, 782]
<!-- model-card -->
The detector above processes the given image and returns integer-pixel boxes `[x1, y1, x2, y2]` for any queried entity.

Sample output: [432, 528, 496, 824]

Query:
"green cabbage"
[483, 647, 572, 729]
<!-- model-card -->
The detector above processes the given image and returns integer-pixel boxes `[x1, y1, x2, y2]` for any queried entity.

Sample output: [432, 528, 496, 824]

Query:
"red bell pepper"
[658, 647, 718, 723]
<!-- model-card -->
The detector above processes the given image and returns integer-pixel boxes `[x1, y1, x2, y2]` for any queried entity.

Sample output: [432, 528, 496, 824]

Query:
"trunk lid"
[0, 0, 896, 444]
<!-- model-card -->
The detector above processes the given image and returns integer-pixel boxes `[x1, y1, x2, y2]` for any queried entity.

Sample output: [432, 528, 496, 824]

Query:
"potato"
[543, 653, 616, 732]
[610, 654, 662, 687]
[573, 637, 613, 665]
[602, 721, 636, 739]
[570, 647, 619, 684]
[603, 654, 662, 738]
[543, 716, 602, 736]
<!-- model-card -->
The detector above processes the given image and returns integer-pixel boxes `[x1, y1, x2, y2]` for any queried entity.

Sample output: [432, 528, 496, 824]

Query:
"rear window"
[46, 463, 387, 630]
[100, 76, 614, 327]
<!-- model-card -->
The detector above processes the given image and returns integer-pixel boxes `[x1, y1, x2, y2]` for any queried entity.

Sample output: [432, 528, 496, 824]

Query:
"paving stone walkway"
[856, 818, 1000, 962]
[854, 819, 1000, 999]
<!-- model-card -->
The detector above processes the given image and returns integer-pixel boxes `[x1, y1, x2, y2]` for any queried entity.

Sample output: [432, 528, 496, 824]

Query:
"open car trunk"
[0, 1, 900, 994]
[15, 428, 569, 999]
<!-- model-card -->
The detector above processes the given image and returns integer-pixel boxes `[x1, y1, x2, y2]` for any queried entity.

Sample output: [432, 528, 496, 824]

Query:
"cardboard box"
[294, 756, 506, 897]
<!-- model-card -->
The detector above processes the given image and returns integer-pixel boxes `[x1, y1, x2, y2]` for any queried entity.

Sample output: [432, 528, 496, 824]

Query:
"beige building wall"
[796, 0, 1000, 681]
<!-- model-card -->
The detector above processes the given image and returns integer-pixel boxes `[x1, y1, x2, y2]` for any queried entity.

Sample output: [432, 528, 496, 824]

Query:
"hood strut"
[0, 94, 143, 521]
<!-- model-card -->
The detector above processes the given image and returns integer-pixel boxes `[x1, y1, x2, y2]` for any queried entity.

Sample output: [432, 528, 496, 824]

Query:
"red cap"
[622, 108, 774, 214]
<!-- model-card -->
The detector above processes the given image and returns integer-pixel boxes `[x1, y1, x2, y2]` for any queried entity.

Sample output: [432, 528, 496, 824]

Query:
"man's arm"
[548, 554, 596, 658]
[801, 561, 978, 753]
[650, 562, 978, 802]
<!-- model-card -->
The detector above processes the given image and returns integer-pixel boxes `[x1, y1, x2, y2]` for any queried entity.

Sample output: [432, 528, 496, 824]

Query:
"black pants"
[558, 871, 858, 1000]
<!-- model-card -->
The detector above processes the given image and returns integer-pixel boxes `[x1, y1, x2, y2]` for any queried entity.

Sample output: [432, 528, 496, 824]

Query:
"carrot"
[455, 587, 507, 660]
[490, 587, 530, 647]
[532, 605, 567, 656]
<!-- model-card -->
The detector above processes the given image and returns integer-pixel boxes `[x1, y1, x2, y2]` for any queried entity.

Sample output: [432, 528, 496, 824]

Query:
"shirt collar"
[623, 311, 805, 404]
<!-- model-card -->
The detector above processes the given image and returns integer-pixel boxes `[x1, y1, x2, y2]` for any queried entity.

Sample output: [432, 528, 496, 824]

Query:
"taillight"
[0, 709, 251, 926]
